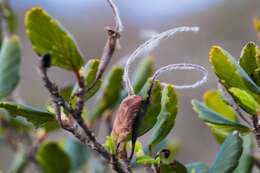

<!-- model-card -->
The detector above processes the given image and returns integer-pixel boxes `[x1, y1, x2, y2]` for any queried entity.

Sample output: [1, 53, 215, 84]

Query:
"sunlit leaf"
[229, 88, 259, 115]
[25, 7, 84, 71]
[192, 100, 250, 143]
[203, 90, 237, 121]
[136, 155, 158, 164]
[210, 46, 260, 102]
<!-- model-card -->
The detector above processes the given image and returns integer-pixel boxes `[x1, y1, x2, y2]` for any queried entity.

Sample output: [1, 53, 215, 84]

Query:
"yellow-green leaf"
[25, 7, 84, 71]
[229, 88, 259, 115]
[203, 90, 237, 122]
[192, 100, 250, 144]
[209, 46, 260, 101]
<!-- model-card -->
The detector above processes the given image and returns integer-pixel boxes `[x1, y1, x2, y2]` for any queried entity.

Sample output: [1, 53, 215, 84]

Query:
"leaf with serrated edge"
[210, 132, 243, 173]
[0, 102, 55, 127]
[25, 7, 84, 71]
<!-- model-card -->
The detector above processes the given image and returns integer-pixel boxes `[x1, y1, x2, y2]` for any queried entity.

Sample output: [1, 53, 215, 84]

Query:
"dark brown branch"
[218, 81, 252, 127]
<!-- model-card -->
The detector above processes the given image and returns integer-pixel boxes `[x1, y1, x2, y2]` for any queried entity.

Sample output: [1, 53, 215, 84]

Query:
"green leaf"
[160, 160, 187, 173]
[0, 35, 21, 98]
[136, 155, 158, 164]
[65, 138, 90, 172]
[132, 56, 155, 94]
[1, 3, 17, 34]
[0, 101, 55, 127]
[149, 84, 178, 148]
[72, 59, 102, 101]
[203, 90, 237, 122]
[209, 46, 260, 101]
[229, 88, 259, 115]
[239, 42, 259, 80]
[0, 108, 31, 134]
[89, 66, 124, 123]
[137, 78, 162, 136]
[210, 132, 243, 173]
[192, 100, 250, 143]
[37, 142, 71, 173]
[25, 7, 84, 71]
[186, 162, 209, 173]
[233, 134, 254, 173]
[103, 136, 115, 154]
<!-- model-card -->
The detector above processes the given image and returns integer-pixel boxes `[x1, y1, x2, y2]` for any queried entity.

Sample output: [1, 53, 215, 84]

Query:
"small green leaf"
[37, 142, 71, 173]
[0, 35, 21, 98]
[209, 46, 260, 101]
[136, 155, 158, 164]
[72, 59, 102, 101]
[25, 7, 84, 71]
[186, 162, 209, 173]
[132, 56, 155, 94]
[233, 134, 254, 173]
[160, 160, 187, 173]
[103, 136, 115, 154]
[229, 88, 259, 115]
[89, 66, 123, 123]
[210, 132, 243, 173]
[149, 84, 178, 148]
[134, 140, 144, 156]
[65, 138, 90, 172]
[1, 3, 17, 34]
[203, 90, 237, 122]
[0, 101, 55, 127]
[137, 78, 162, 136]
[239, 42, 259, 77]
[192, 100, 250, 143]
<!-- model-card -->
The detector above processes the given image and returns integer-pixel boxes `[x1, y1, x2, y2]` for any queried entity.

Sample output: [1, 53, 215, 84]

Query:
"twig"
[86, 0, 122, 93]
[38, 55, 131, 173]
[218, 81, 252, 127]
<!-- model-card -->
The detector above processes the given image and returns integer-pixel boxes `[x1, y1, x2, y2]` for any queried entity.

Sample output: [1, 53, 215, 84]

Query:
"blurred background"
[1, 0, 260, 172]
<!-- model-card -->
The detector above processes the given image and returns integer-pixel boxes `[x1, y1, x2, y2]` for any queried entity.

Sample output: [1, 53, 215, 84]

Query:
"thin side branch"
[86, 0, 122, 93]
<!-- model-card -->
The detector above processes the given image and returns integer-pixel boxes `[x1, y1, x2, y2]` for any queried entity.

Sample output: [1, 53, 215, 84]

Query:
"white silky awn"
[123, 26, 208, 95]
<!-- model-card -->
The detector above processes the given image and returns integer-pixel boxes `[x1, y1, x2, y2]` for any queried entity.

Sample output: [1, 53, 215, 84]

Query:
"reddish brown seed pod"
[111, 95, 143, 143]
